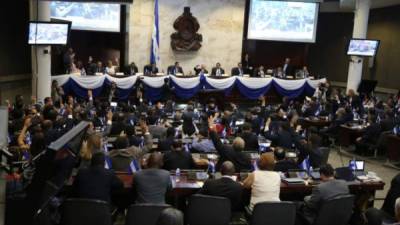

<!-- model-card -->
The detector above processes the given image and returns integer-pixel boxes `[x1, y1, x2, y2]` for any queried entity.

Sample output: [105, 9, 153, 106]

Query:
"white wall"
[128, 0, 245, 74]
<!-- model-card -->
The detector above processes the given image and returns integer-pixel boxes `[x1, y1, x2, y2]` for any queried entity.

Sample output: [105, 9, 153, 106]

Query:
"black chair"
[250, 201, 296, 225]
[60, 198, 112, 225]
[313, 195, 355, 225]
[187, 194, 231, 225]
[125, 203, 171, 225]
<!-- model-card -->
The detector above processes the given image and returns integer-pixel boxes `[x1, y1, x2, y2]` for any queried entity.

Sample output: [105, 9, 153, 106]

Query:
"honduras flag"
[150, 0, 161, 67]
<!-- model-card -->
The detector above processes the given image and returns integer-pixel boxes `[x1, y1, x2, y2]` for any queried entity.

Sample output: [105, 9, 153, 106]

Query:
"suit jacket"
[382, 173, 400, 217]
[211, 67, 225, 76]
[162, 151, 196, 171]
[126, 65, 138, 75]
[240, 131, 259, 151]
[199, 177, 244, 211]
[133, 168, 172, 204]
[231, 67, 244, 76]
[210, 130, 252, 172]
[158, 137, 174, 152]
[144, 65, 159, 74]
[110, 121, 127, 136]
[72, 166, 123, 203]
[167, 66, 183, 75]
[274, 160, 299, 173]
[361, 123, 381, 144]
[283, 64, 294, 76]
[303, 179, 349, 224]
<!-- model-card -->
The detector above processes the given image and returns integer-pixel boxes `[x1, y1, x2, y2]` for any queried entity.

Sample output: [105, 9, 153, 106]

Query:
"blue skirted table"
[51, 74, 326, 101]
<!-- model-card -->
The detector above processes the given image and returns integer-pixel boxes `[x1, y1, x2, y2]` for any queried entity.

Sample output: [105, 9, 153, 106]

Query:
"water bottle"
[175, 168, 181, 182]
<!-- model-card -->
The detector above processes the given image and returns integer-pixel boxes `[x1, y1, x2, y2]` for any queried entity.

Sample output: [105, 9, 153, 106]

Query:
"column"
[346, 0, 371, 93]
[31, 1, 52, 103]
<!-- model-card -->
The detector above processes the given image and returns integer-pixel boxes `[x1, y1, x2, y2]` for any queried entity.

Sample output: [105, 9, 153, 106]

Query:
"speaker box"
[357, 80, 378, 94]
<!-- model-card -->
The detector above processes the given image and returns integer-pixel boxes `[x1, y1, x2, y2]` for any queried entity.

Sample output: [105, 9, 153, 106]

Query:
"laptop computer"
[349, 160, 367, 176]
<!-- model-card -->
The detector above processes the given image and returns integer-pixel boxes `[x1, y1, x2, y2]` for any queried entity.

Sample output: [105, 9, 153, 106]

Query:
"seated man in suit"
[167, 62, 184, 75]
[253, 65, 266, 77]
[72, 152, 123, 203]
[296, 66, 310, 79]
[211, 62, 225, 76]
[126, 62, 138, 75]
[94, 61, 104, 74]
[298, 164, 349, 225]
[162, 140, 196, 171]
[231, 62, 244, 76]
[240, 122, 259, 151]
[282, 57, 294, 77]
[194, 64, 208, 75]
[273, 147, 298, 173]
[158, 127, 175, 152]
[199, 161, 244, 212]
[208, 115, 252, 172]
[144, 63, 159, 75]
[132, 152, 172, 204]
[355, 114, 381, 154]
[273, 67, 284, 78]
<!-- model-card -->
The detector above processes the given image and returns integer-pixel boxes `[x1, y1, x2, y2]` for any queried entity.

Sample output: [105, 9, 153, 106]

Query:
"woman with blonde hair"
[80, 133, 102, 168]
[243, 152, 281, 210]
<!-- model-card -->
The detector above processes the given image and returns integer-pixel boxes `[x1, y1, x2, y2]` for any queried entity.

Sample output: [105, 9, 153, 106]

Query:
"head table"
[51, 74, 326, 101]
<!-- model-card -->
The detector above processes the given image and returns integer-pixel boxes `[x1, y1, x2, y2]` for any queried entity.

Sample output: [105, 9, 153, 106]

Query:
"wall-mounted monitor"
[50, 1, 121, 32]
[347, 39, 380, 57]
[28, 21, 71, 45]
[247, 0, 319, 43]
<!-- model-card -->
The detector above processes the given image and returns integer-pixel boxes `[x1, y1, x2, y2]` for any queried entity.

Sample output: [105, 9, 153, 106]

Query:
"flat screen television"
[28, 21, 71, 45]
[347, 39, 380, 57]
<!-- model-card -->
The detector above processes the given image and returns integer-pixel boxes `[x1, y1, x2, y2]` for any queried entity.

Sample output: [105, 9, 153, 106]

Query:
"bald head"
[221, 161, 235, 176]
[232, 137, 245, 152]
[147, 152, 163, 169]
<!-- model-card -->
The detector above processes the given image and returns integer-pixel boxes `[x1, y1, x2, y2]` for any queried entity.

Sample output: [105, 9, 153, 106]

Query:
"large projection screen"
[248, 0, 319, 43]
[50, 1, 121, 32]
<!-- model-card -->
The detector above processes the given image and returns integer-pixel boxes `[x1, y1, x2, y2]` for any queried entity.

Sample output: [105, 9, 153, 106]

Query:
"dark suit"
[210, 130, 252, 172]
[162, 151, 196, 171]
[72, 165, 123, 203]
[158, 137, 174, 152]
[86, 62, 97, 75]
[144, 65, 159, 74]
[283, 64, 294, 76]
[199, 177, 244, 211]
[253, 68, 265, 77]
[126, 65, 138, 75]
[240, 131, 259, 151]
[382, 173, 400, 217]
[274, 160, 299, 173]
[211, 67, 225, 76]
[110, 121, 127, 136]
[231, 67, 244, 76]
[302, 179, 349, 225]
[167, 66, 183, 75]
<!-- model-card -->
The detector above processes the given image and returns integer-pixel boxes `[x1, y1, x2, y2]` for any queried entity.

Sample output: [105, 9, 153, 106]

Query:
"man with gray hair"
[395, 198, 400, 224]
[208, 115, 252, 172]
[199, 161, 244, 211]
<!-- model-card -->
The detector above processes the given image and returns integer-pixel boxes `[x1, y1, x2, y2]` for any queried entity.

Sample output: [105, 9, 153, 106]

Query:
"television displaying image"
[28, 21, 70, 45]
[50, 1, 121, 32]
[248, 0, 319, 43]
[347, 39, 380, 57]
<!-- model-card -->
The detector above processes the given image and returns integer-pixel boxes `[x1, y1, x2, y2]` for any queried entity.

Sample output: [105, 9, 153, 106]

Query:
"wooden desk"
[338, 125, 366, 147]
[387, 134, 400, 161]
[115, 172, 384, 196]
[300, 117, 331, 129]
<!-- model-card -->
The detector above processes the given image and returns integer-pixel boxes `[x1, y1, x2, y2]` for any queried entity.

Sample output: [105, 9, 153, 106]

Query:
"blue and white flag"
[128, 159, 140, 174]
[150, 0, 161, 67]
